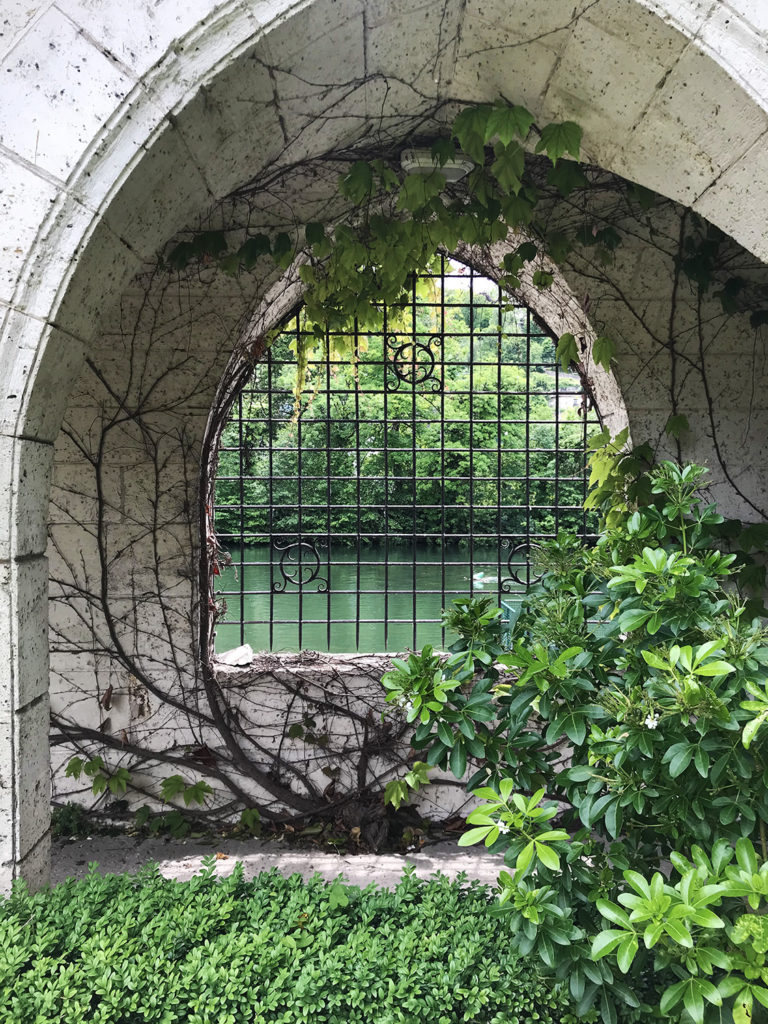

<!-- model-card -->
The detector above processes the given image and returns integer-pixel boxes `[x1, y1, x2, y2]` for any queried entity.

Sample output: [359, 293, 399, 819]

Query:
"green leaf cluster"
[162, 102, 611, 399]
[0, 866, 567, 1024]
[593, 838, 768, 1024]
[384, 456, 768, 1022]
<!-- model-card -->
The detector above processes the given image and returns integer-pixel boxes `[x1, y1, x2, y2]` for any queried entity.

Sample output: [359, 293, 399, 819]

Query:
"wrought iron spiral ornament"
[272, 541, 328, 593]
[385, 334, 442, 393]
[500, 540, 544, 591]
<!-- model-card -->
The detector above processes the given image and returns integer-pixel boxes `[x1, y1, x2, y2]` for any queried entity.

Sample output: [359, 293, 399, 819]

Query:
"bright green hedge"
[0, 862, 570, 1024]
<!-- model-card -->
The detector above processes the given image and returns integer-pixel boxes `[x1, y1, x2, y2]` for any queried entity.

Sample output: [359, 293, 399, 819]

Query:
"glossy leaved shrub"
[0, 860, 568, 1024]
[384, 453, 768, 1024]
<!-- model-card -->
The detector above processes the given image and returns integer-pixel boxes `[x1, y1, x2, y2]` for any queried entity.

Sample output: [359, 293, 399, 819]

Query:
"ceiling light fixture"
[399, 147, 474, 183]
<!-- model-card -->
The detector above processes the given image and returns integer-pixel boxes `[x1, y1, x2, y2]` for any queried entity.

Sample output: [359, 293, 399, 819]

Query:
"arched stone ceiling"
[2, 0, 768, 451]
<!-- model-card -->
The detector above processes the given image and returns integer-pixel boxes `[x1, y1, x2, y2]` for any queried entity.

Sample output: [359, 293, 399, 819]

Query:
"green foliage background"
[214, 272, 593, 547]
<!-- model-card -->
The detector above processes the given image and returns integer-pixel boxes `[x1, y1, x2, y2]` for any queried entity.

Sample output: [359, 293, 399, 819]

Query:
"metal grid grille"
[213, 256, 601, 654]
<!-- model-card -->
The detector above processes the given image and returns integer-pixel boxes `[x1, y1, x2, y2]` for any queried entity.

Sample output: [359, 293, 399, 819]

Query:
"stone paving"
[51, 836, 503, 889]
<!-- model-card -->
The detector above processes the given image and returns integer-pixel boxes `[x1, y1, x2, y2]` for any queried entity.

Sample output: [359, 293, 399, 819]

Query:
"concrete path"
[51, 836, 504, 889]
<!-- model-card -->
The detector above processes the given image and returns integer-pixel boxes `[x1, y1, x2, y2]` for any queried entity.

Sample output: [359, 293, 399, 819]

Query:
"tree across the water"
[214, 274, 593, 546]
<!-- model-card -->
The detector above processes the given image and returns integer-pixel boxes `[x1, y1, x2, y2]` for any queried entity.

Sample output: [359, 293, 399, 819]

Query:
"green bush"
[383, 453, 768, 1023]
[0, 861, 570, 1024]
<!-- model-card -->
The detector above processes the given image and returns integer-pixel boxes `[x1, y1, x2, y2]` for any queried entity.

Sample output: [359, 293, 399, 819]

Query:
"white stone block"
[0, 155, 60, 307]
[171, 47, 285, 204]
[36, 209, 144, 339]
[694, 133, 768, 263]
[57, 0, 220, 80]
[699, 2, 768, 103]
[721, 0, 768, 35]
[0, 3, 47, 62]
[16, 828, 50, 891]
[0, 5, 132, 179]
[100, 120, 214, 262]
[543, 1, 687, 166]
[453, 0, 572, 110]
[14, 556, 49, 710]
[15, 693, 50, 860]
[365, 0, 460, 98]
[0, 436, 52, 560]
[0, 319, 86, 443]
[609, 42, 768, 207]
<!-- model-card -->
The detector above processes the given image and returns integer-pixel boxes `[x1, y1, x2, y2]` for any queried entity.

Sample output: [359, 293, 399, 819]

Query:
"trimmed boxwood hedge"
[0, 860, 571, 1024]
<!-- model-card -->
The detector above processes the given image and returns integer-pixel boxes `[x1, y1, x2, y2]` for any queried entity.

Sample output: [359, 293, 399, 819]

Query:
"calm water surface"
[214, 542, 524, 654]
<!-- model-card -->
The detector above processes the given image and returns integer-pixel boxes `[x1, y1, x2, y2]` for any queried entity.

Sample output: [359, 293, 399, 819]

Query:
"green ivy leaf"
[547, 159, 588, 196]
[219, 252, 242, 276]
[183, 781, 214, 807]
[160, 775, 187, 803]
[195, 231, 228, 258]
[532, 269, 554, 289]
[238, 234, 271, 270]
[340, 161, 374, 203]
[490, 141, 524, 193]
[545, 230, 572, 263]
[535, 121, 583, 165]
[384, 779, 408, 810]
[91, 773, 107, 796]
[453, 105, 492, 162]
[485, 104, 535, 144]
[592, 335, 615, 372]
[665, 414, 690, 438]
[556, 333, 579, 371]
[430, 137, 456, 166]
[305, 222, 325, 246]
[398, 171, 445, 212]
[166, 240, 196, 271]
[272, 233, 293, 268]
[501, 193, 535, 227]
[108, 768, 130, 797]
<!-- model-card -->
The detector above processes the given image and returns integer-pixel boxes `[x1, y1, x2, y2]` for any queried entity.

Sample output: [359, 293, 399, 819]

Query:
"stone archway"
[3, 0, 768, 887]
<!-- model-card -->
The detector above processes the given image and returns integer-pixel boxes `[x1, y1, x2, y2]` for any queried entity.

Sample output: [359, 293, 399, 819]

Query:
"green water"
[214, 542, 525, 654]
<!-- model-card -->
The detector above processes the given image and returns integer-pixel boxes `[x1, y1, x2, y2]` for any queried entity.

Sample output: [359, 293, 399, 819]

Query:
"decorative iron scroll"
[272, 540, 328, 593]
[385, 334, 442, 392]
[500, 540, 544, 591]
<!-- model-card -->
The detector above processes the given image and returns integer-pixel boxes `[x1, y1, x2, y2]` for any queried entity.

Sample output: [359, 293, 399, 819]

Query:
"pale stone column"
[0, 437, 55, 890]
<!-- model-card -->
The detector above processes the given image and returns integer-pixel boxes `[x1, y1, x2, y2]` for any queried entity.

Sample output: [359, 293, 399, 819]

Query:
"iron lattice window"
[214, 257, 601, 654]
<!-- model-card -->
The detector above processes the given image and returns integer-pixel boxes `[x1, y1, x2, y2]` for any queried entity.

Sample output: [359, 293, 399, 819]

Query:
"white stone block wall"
[47, 194, 768, 830]
[2, 0, 768, 886]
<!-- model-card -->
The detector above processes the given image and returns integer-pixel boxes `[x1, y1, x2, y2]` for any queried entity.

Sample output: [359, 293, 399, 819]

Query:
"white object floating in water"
[472, 572, 499, 590]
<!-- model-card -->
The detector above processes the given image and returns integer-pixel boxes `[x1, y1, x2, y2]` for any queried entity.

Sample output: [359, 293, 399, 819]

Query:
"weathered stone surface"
[2, 0, 768, 892]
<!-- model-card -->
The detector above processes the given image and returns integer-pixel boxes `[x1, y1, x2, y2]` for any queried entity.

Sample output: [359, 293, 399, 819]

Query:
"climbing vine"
[47, 92, 768, 840]
[165, 99, 768, 423]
